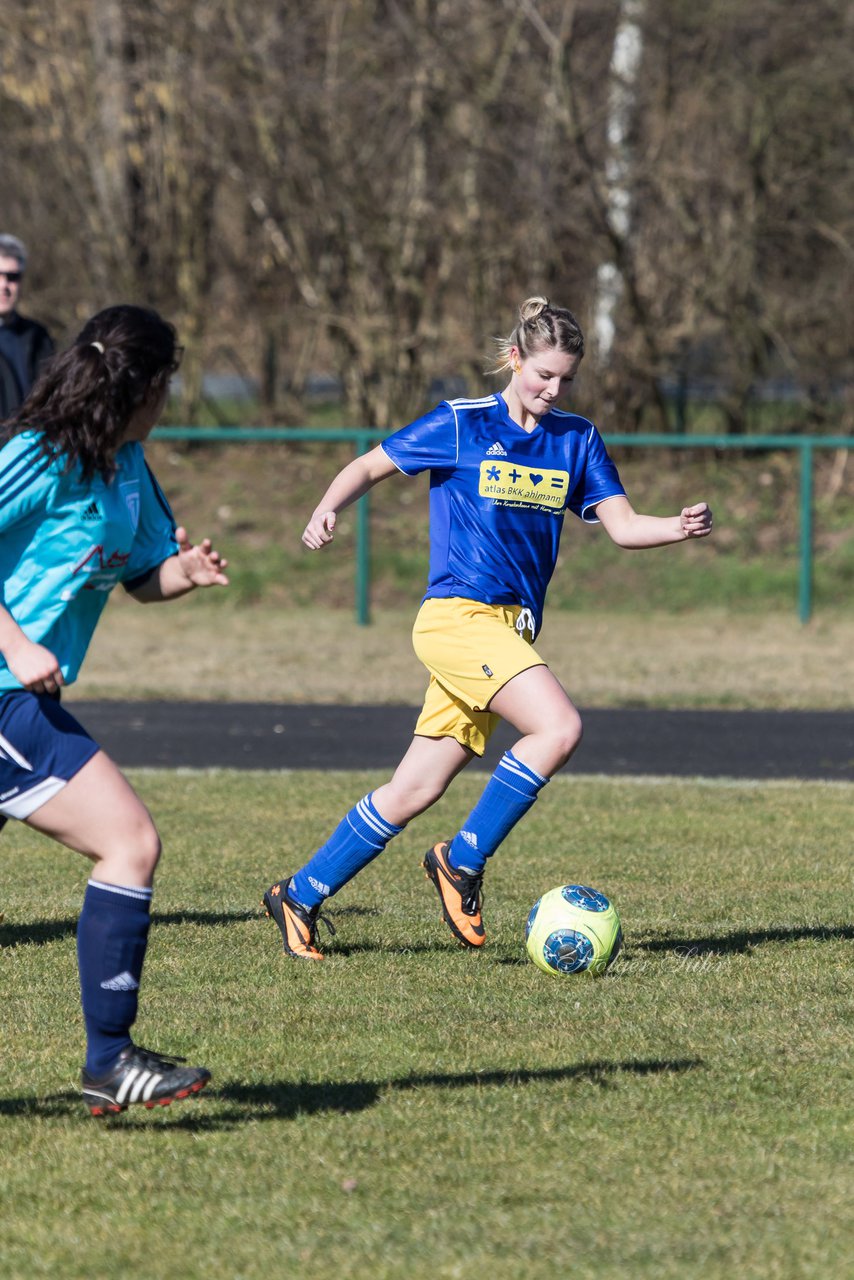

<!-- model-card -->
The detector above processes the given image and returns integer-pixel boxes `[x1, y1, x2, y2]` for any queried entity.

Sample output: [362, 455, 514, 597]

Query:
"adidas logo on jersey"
[485, 441, 507, 456]
[82, 501, 101, 521]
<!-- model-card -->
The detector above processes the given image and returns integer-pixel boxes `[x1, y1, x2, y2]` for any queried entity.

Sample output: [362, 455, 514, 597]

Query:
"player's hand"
[4, 637, 64, 694]
[175, 526, 230, 587]
[302, 510, 337, 550]
[681, 503, 713, 539]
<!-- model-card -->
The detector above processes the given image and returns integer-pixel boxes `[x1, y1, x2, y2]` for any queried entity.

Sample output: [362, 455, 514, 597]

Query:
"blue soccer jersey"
[381, 393, 625, 631]
[0, 431, 178, 690]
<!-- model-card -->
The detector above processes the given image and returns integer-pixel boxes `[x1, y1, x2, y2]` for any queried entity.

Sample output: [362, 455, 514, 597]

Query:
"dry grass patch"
[76, 598, 854, 709]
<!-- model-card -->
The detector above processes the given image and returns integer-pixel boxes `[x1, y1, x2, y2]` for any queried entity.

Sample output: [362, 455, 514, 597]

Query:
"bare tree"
[1, 0, 228, 416]
[591, 0, 645, 370]
[1, 0, 849, 432]
[628, 0, 854, 431]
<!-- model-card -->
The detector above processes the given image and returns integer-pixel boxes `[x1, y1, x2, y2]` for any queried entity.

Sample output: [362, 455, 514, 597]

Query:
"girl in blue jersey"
[264, 296, 712, 959]
[0, 305, 228, 1114]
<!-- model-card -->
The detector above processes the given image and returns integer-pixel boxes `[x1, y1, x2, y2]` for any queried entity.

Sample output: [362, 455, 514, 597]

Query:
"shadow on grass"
[0, 1057, 702, 1127]
[0, 918, 78, 948]
[0, 908, 463, 958]
[322, 905, 380, 918]
[6, 917, 852, 960]
[636, 923, 854, 957]
[0, 910, 263, 948]
[325, 940, 452, 958]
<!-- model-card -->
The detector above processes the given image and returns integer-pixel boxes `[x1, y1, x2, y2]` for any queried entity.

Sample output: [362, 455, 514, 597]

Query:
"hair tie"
[90, 341, 105, 354]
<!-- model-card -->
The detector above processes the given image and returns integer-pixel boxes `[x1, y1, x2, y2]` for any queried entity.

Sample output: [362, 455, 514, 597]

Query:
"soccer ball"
[525, 884, 622, 976]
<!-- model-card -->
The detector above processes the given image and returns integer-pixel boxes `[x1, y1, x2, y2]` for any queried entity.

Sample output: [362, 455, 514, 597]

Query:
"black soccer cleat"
[81, 1044, 211, 1116]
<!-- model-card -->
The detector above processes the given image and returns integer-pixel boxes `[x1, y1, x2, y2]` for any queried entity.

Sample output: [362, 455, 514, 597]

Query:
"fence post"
[798, 441, 814, 624]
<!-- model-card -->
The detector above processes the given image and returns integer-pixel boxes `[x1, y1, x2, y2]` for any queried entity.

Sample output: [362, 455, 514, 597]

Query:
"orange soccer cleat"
[422, 842, 486, 949]
[262, 877, 333, 960]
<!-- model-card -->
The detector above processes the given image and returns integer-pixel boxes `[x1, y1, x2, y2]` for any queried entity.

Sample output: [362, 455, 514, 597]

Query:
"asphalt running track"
[63, 702, 854, 781]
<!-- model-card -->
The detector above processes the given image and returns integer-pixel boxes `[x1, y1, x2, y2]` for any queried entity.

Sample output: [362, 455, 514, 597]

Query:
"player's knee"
[552, 709, 583, 768]
[124, 819, 162, 880]
[417, 776, 453, 812]
[386, 776, 449, 822]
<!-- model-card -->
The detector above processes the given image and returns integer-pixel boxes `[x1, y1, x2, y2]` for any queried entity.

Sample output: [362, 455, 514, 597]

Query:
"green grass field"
[2, 770, 852, 1279]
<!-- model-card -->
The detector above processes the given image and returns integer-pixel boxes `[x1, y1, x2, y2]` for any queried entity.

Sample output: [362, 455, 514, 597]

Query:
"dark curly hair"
[0, 304, 180, 480]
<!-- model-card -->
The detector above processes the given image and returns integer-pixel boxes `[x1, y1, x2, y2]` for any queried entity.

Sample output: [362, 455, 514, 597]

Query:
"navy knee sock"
[77, 880, 152, 1076]
[447, 750, 549, 875]
[289, 793, 403, 911]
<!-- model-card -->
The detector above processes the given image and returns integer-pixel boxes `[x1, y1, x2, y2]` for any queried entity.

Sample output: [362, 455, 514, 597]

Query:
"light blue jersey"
[0, 431, 178, 690]
[381, 393, 625, 632]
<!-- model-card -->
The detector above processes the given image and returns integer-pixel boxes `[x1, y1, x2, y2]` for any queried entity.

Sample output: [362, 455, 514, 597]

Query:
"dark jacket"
[0, 313, 55, 418]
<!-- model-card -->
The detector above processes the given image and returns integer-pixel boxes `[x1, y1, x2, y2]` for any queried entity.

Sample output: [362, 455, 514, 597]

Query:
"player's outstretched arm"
[128, 527, 230, 602]
[595, 495, 713, 549]
[303, 445, 399, 550]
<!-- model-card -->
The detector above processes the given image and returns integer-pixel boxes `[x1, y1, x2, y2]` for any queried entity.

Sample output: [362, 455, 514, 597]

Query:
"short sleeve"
[122, 452, 179, 588]
[381, 402, 458, 475]
[569, 424, 626, 522]
[0, 433, 56, 533]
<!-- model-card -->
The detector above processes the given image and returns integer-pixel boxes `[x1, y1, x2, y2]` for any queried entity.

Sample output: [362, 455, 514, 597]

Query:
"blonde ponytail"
[518, 296, 550, 323]
[490, 296, 584, 374]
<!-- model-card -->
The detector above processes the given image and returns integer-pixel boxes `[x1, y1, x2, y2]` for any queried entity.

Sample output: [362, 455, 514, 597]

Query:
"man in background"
[0, 233, 55, 419]
[0, 234, 56, 865]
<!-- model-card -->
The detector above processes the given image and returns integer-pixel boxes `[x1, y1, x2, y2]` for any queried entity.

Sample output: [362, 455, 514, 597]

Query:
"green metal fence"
[152, 427, 851, 625]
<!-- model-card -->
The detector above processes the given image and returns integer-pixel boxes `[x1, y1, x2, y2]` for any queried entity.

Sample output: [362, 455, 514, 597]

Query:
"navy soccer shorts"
[0, 690, 100, 820]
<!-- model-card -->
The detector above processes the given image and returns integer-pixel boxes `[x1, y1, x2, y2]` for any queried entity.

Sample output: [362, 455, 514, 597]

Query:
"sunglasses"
[0, 270, 22, 283]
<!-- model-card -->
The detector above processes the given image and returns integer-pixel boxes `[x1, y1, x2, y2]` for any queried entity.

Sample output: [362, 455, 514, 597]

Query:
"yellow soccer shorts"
[411, 597, 547, 756]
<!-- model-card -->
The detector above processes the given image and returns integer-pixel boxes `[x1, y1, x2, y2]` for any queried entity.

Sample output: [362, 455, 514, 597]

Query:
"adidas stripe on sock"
[448, 750, 548, 874]
[289, 793, 403, 910]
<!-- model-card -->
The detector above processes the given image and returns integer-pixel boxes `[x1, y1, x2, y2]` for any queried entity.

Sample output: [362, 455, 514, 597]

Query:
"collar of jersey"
[494, 391, 545, 436]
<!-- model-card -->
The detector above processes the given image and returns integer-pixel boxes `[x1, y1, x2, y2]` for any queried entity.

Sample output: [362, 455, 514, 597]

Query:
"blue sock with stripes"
[289, 793, 403, 910]
[447, 750, 549, 875]
[77, 880, 153, 1077]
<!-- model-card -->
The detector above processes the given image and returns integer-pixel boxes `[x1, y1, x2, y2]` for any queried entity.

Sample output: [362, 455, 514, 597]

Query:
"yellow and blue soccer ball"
[525, 884, 622, 976]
